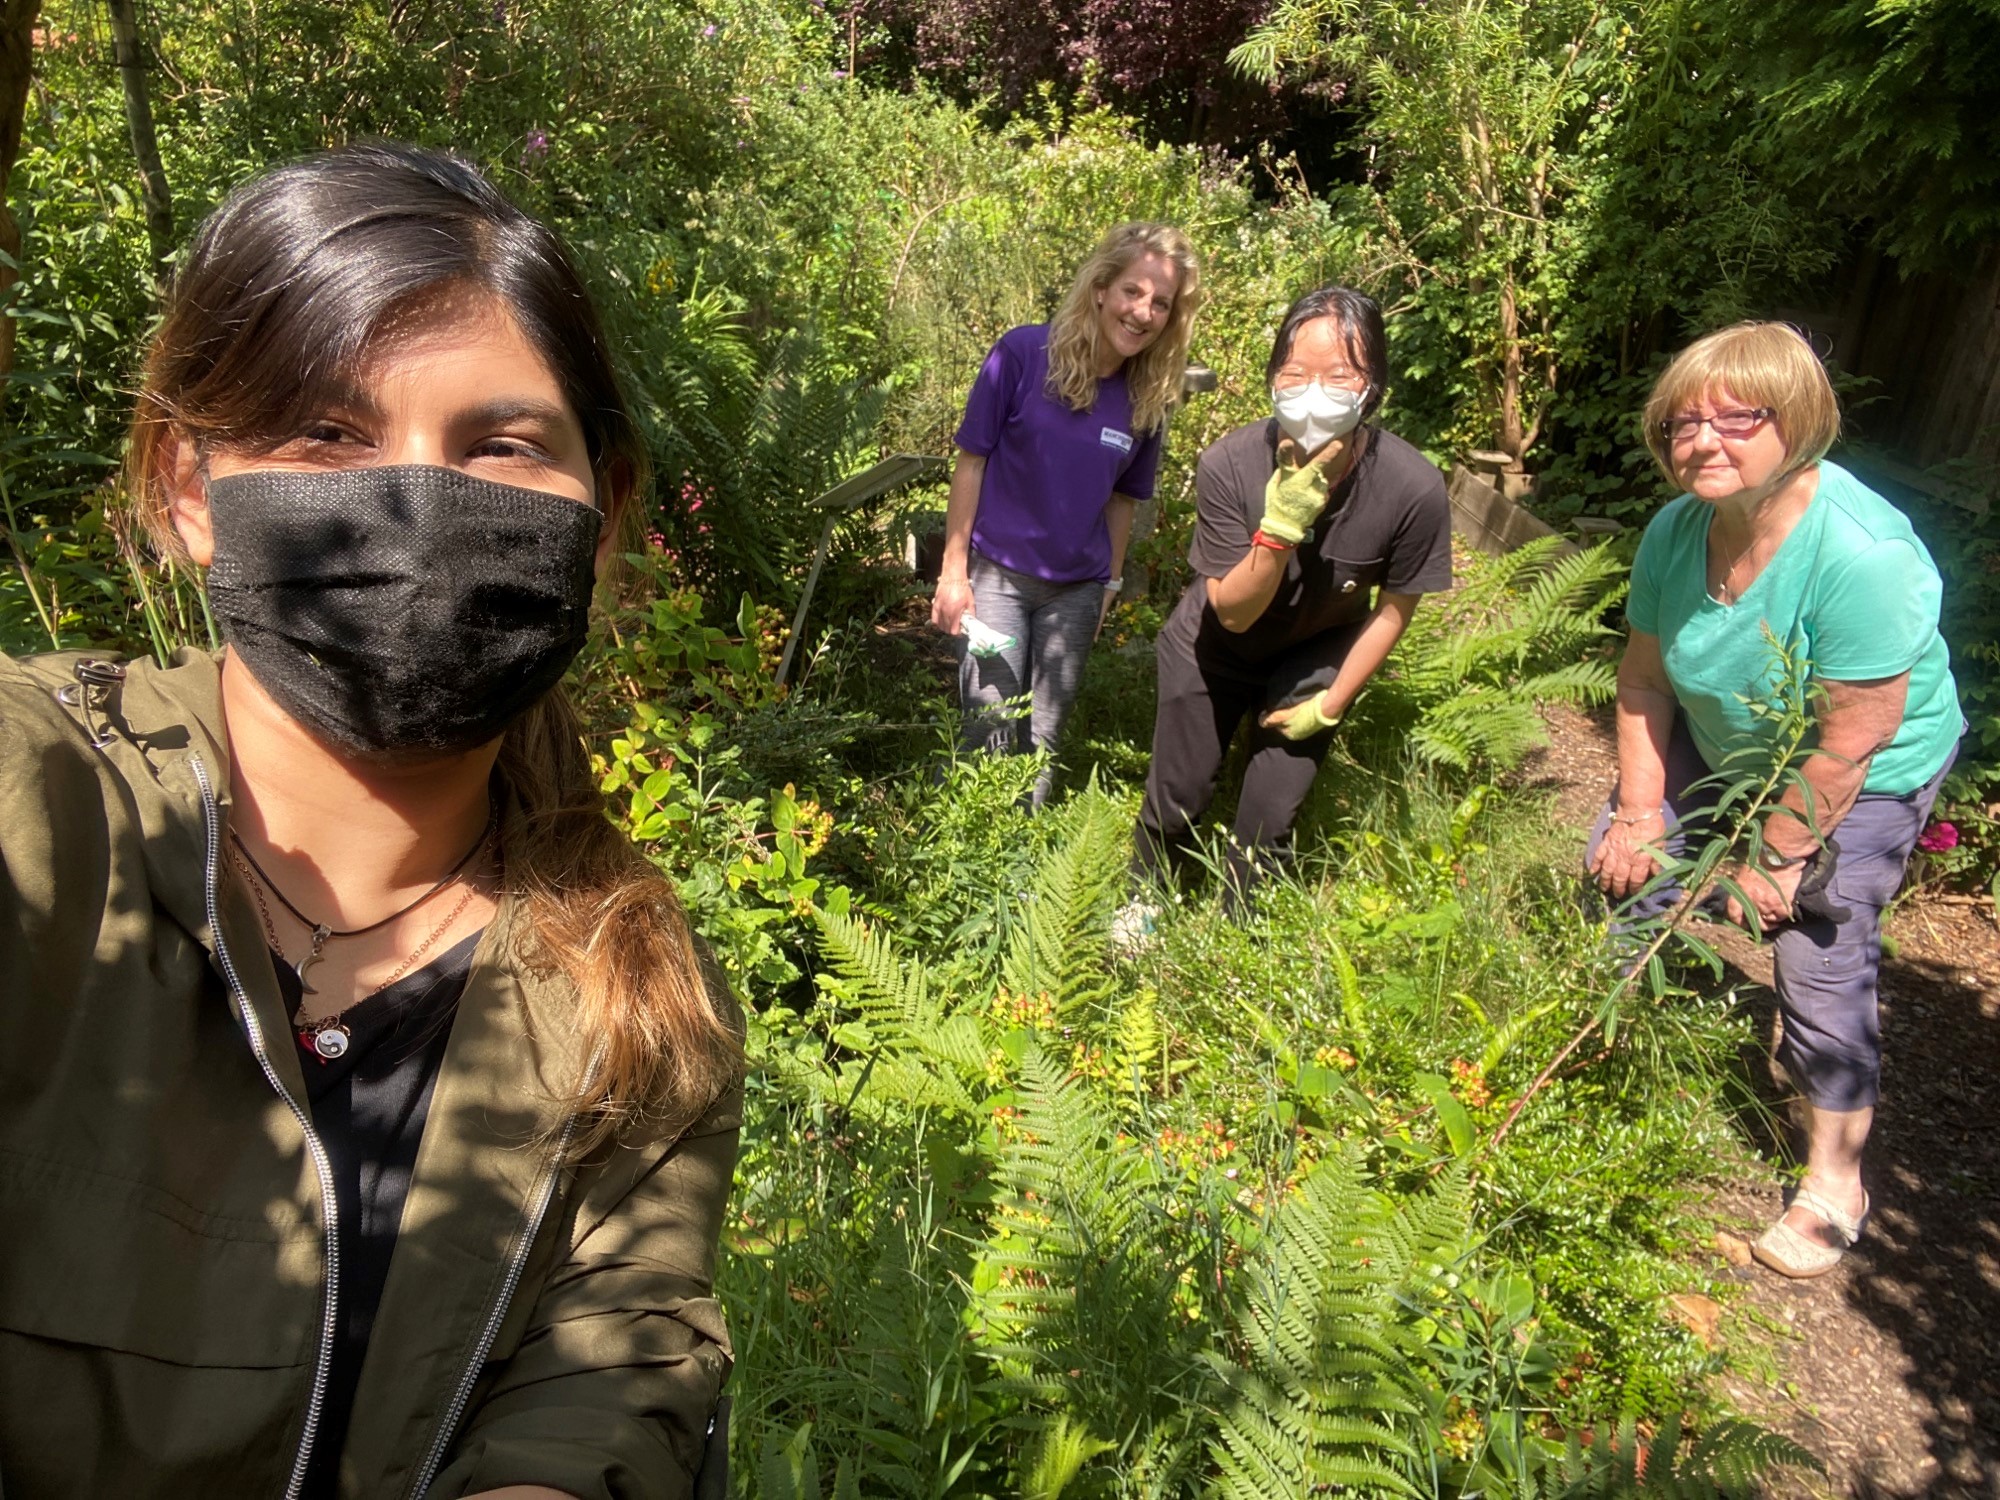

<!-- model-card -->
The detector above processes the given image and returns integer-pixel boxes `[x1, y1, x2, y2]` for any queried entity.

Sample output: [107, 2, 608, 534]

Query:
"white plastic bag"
[961, 614, 1017, 657]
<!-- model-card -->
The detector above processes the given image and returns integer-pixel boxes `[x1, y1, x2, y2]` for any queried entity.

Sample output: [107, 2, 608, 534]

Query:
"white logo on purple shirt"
[1099, 427, 1134, 454]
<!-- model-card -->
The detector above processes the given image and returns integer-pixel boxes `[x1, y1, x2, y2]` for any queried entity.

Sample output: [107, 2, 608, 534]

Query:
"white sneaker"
[1110, 900, 1161, 955]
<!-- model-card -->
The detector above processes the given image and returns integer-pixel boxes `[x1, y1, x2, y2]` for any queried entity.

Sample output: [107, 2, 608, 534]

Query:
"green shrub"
[727, 770, 1814, 1497]
[1349, 537, 1627, 773]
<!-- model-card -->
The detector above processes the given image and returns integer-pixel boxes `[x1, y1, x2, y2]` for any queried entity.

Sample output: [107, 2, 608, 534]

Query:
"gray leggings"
[957, 552, 1104, 807]
[1586, 716, 1954, 1111]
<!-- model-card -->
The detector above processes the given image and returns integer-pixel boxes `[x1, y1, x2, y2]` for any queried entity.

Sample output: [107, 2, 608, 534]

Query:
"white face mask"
[1272, 380, 1368, 454]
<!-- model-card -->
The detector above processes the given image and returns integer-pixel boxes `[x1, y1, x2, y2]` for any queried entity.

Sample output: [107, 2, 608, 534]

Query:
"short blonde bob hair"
[1045, 222, 1204, 435]
[1642, 321, 1841, 487]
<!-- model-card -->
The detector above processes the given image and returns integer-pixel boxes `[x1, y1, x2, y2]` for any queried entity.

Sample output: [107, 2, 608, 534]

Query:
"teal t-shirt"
[1627, 460, 1960, 795]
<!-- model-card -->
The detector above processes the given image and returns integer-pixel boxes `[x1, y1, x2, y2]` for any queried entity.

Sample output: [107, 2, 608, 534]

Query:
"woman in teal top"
[1588, 322, 1960, 1280]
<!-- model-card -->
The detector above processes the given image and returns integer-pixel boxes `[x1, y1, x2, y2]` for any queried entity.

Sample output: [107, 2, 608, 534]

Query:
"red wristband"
[1250, 530, 1293, 552]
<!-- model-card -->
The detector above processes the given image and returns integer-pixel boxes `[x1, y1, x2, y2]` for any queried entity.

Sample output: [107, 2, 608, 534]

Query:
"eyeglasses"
[1659, 407, 1775, 444]
[1273, 368, 1370, 395]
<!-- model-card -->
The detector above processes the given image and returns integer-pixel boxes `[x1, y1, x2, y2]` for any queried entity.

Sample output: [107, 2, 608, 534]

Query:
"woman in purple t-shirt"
[931, 222, 1204, 805]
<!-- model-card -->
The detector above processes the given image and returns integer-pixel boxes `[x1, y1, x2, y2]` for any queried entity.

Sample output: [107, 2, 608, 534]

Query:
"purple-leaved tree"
[856, 0, 1290, 146]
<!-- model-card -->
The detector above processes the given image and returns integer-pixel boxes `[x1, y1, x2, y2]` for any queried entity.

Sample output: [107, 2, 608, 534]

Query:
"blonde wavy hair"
[1044, 223, 1204, 434]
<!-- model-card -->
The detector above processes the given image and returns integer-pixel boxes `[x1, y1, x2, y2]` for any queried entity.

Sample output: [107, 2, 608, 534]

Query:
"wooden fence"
[1790, 246, 2000, 476]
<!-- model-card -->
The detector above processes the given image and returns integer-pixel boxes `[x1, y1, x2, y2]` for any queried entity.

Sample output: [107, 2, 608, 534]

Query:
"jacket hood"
[27, 648, 234, 954]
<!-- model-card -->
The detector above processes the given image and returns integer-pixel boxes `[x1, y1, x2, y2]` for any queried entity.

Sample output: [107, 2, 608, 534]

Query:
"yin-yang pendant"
[300, 1021, 351, 1060]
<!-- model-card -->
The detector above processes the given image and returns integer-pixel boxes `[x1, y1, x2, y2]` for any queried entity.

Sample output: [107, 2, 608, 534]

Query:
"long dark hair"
[1265, 284, 1390, 421]
[129, 141, 647, 492]
[127, 143, 741, 1150]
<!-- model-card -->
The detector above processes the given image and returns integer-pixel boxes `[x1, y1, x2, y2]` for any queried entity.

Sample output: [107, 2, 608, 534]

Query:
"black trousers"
[1132, 620, 1355, 894]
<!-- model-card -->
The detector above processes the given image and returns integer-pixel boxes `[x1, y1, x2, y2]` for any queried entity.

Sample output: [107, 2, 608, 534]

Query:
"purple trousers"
[1587, 718, 1954, 1111]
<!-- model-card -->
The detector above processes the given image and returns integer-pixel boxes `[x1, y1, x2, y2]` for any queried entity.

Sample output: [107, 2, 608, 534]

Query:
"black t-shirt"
[276, 930, 482, 1500]
[1167, 419, 1454, 667]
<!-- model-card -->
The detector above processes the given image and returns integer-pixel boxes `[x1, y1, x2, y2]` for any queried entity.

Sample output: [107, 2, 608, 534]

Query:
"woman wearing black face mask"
[0, 146, 741, 1500]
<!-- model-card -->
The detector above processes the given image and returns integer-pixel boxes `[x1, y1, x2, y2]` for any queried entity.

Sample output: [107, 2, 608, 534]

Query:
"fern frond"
[1550, 1410, 1821, 1498]
[808, 906, 995, 1116]
[972, 1041, 1210, 1435]
[999, 789, 1125, 1020]
[1409, 696, 1549, 770]
[814, 904, 933, 1028]
[1208, 1149, 1471, 1500]
[845, 1053, 979, 1113]
[1105, 984, 1164, 1097]
[1362, 541, 1627, 772]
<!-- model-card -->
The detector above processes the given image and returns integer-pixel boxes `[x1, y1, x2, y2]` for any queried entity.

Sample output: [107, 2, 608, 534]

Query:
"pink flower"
[1917, 821, 1960, 853]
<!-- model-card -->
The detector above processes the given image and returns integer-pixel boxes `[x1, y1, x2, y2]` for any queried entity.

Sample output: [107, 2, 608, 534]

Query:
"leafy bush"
[726, 768, 1815, 1497]
[1894, 477, 2000, 897]
[581, 554, 834, 989]
[1344, 536, 1627, 772]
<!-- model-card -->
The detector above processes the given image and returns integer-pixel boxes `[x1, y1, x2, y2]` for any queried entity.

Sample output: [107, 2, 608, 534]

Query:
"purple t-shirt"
[955, 323, 1163, 584]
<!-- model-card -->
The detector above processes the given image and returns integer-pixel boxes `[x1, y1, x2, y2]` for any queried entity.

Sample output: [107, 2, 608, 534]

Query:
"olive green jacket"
[0, 649, 741, 1500]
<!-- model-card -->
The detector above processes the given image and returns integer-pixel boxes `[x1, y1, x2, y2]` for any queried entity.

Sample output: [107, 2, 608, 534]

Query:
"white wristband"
[1103, 577, 1123, 591]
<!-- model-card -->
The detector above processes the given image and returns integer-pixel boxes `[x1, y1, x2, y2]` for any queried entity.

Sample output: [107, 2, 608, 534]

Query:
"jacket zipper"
[191, 754, 342, 1500]
[407, 1099, 585, 1499]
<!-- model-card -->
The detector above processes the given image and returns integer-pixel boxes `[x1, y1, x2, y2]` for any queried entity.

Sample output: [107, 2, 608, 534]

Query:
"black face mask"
[205, 465, 603, 757]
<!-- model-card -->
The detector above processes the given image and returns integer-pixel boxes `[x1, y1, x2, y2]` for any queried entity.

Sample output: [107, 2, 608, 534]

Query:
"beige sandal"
[1751, 1186, 1869, 1279]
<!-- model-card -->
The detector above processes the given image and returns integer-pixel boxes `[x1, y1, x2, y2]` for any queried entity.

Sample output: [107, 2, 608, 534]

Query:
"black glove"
[1790, 835, 1852, 925]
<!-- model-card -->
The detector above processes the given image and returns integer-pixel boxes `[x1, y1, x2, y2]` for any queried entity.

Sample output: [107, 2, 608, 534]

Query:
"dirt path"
[1517, 705, 2000, 1499]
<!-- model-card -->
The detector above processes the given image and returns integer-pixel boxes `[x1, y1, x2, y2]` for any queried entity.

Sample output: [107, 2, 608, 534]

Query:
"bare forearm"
[939, 451, 985, 581]
[1319, 594, 1417, 715]
[1764, 674, 1907, 856]
[1612, 634, 1677, 811]
[1593, 632, 1677, 895]
[1764, 753, 1868, 857]
[1105, 494, 1136, 581]
[1613, 686, 1677, 811]
[1205, 546, 1288, 631]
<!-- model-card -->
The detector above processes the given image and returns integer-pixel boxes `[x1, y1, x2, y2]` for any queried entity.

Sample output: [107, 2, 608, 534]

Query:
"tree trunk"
[0, 0, 43, 389]
[1497, 267, 1526, 465]
[108, 0, 172, 283]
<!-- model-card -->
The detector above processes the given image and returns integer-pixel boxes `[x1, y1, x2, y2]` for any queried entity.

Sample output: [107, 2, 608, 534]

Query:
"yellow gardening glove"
[1265, 694, 1342, 741]
[1257, 452, 1332, 544]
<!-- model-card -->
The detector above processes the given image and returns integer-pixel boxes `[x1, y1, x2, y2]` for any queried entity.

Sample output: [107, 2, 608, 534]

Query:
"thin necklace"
[1711, 526, 1760, 604]
[1712, 469, 1811, 604]
[229, 803, 496, 993]
[232, 843, 485, 1061]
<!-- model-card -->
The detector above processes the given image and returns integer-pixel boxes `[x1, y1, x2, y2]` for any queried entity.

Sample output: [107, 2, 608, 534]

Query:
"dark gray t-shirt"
[1167, 418, 1453, 668]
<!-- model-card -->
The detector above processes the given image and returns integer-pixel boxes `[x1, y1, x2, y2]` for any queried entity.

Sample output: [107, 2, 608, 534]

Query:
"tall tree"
[0, 0, 42, 386]
[860, 0, 1286, 148]
[1701, 0, 2000, 270]
[1234, 0, 1648, 468]
[108, 0, 172, 282]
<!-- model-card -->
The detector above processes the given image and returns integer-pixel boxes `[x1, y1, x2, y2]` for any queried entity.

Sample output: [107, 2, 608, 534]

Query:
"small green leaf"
[1411, 1074, 1474, 1156]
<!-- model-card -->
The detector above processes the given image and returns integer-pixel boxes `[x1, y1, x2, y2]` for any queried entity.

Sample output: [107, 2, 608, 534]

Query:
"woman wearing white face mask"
[1125, 285, 1453, 907]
